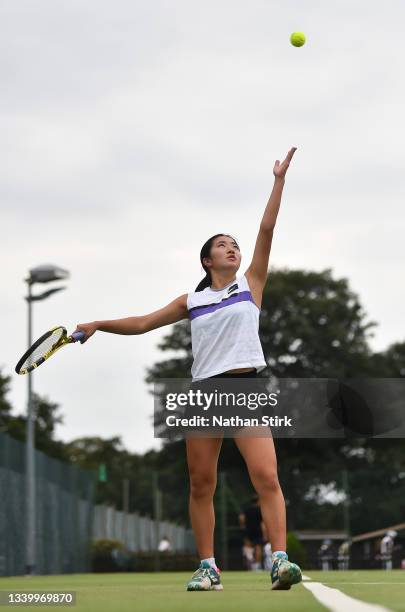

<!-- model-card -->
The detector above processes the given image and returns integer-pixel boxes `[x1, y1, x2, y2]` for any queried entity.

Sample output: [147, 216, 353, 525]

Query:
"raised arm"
[245, 147, 297, 298]
[74, 294, 189, 342]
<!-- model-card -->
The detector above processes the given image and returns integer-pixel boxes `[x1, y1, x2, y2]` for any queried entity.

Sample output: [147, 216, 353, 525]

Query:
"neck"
[209, 271, 237, 290]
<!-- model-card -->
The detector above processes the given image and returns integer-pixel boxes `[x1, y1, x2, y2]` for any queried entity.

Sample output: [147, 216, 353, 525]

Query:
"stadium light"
[24, 264, 70, 576]
[27, 287, 66, 302]
[27, 264, 70, 285]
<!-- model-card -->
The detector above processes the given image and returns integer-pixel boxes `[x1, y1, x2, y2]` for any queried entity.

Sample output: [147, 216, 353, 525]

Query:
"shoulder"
[177, 294, 188, 308]
[170, 293, 189, 318]
[242, 271, 263, 309]
[187, 286, 210, 310]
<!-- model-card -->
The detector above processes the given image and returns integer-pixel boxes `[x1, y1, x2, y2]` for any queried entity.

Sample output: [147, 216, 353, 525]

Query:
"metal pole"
[26, 281, 36, 575]
[23, 265, 69, 575]
[342, 469, 350, 536]
[123, 479, 130, 547]
[219, 472, 228, 570]
[123, 478, 130, 513]
[153, 471, 162, 571]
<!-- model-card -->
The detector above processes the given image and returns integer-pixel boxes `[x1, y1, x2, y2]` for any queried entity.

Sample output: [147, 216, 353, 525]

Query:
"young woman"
[75, 147, 302, 591]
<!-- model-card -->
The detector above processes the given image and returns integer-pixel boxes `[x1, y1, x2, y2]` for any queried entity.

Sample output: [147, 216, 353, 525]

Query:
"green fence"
[92, 505, 195, 552]
[0, 431, 97, 576]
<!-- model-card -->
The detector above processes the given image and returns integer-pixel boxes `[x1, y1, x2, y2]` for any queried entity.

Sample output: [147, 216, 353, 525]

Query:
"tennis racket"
[15, 326, 85, 375]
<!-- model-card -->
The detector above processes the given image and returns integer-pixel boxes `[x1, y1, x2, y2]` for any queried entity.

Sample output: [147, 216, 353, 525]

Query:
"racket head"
[15, 326, 67, 375]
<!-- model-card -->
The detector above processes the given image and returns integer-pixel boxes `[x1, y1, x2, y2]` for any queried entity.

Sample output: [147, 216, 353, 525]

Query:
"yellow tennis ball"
[290, 32, 306, 47]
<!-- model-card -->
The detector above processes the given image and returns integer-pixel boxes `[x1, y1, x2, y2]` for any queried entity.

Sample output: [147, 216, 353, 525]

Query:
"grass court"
[1, 570, 404, 611]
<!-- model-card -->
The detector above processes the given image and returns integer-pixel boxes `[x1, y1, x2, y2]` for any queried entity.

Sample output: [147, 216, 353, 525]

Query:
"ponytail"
[195, 271, 211, 292]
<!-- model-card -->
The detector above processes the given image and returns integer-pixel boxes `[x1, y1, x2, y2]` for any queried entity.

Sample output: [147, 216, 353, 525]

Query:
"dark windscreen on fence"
[0, 431, 97, 576]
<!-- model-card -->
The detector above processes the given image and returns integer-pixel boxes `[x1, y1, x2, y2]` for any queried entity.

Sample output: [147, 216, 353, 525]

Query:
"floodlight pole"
[25, 280, 35, 576]
[24, 264, 69, 576]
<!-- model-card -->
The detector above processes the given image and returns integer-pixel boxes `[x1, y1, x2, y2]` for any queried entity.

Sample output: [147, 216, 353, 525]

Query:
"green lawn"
[0, 570, 404, 611]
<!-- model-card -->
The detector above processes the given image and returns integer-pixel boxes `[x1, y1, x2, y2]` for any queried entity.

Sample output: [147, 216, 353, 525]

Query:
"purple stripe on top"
[189, 290, 256, 320]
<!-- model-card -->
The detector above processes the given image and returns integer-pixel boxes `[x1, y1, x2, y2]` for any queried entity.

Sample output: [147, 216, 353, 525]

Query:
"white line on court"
[323, 582, 405, 585]
[301, 575, 392, 612]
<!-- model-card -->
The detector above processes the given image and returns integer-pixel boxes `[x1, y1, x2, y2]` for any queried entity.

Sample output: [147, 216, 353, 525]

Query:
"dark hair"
[194, 233, 238, 292]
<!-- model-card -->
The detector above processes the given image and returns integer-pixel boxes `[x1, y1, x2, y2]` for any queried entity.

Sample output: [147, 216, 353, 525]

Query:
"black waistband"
[208, 368, 257, 379]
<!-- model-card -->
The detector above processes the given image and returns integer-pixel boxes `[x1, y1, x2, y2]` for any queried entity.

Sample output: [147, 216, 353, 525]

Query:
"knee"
[189, 471, 216, 499]
[252, 467, 280, 495]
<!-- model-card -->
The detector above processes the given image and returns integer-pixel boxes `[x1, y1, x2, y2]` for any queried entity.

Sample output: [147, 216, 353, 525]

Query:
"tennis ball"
[290, 32, 306, 47]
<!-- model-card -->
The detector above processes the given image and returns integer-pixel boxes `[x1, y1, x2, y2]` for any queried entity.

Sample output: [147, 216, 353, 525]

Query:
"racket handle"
[71, 331, 85, 342]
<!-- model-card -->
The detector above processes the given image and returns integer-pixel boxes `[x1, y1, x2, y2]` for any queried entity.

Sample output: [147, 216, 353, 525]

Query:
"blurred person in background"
[318, 538, 333, 571]
[239, 494, 266, 571]
[380, 530, 397, 570]
[337, 539, 351, 570]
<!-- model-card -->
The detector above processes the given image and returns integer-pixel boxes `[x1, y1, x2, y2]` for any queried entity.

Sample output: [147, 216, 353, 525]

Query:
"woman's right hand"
[74, 321, 99, 343]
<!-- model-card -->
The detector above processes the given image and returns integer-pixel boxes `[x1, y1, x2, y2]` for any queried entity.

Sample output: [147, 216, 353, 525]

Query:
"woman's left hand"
[273, 147, 297, 179]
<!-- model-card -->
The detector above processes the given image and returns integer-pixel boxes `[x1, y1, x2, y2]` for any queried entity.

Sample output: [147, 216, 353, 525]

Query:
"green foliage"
[91, 538, 125, 554]
[2, 268, 405, 539]
[90, 539, 198, 572]
[145, 267, 384, 383]
[287, 532, 307, 568]
[127, 552, 199, 572]
[260, 267, 378, 377]
[63, 436, 161, 515]
[0, 371, 13, 430]
[370, 341, 405, 377]
[0, 370, 66, 460]
[91, 539, 129, 572]
[141, 268, 405, 534]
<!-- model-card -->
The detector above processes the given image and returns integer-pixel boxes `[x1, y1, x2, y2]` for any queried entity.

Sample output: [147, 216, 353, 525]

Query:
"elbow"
[126, 316, 147, 335]
[136, 317, 148, 334]
[260, 223, 275, 234]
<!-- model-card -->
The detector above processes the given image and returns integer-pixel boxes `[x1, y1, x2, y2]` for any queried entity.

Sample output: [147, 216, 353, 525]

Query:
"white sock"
[201, 557, 218, 570]
[272, 550, 288, 561]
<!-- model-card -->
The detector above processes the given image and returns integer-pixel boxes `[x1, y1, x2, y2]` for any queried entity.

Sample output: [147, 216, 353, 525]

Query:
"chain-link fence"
[0, 431, 96, 576]
[0, 432, 196, 576]
[92, 505, 195, 552]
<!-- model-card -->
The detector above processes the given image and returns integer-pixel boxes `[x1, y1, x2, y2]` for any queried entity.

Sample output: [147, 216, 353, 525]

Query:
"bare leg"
[234, 434, 286, 552]
[185, 436, 223, 559]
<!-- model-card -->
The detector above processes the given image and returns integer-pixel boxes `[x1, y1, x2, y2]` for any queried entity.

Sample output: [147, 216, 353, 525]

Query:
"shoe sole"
[187, 583, 223, 591]
[271, 579, 291, 590]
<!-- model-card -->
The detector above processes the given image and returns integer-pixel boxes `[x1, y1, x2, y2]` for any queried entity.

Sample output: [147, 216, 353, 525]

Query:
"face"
[203, 235, 241, 272]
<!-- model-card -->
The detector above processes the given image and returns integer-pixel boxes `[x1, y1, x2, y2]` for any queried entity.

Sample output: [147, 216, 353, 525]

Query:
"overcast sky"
[1, 0, 404, 454]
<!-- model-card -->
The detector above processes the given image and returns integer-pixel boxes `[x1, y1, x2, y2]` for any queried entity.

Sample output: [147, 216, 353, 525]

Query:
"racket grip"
[71, 331, 85, 342]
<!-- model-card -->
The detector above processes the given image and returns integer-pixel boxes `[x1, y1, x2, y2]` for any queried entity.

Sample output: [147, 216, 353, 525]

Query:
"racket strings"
[21, 328, 65, 369]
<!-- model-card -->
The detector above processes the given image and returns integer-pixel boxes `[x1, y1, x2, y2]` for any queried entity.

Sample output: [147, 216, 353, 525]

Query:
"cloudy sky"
[1, 0, 404, 454]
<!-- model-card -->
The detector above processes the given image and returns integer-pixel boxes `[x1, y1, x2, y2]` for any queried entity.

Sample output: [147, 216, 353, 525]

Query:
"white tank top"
[187, 274, 267, 381]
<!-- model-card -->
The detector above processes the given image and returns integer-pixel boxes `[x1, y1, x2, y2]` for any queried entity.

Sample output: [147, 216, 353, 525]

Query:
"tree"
[145, 267, 382, 384]
[369, 341, 405, 377]
[145, 267, 381, 439]
[0, 369, 66, 459]
[64, 436, 160, 514]
[143, 268, 405, 532]
[259, 267, 378, 377]
[0, 370, 13, 433]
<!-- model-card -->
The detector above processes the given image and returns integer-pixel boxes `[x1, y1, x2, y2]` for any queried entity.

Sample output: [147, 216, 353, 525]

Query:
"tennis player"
[75, 147, 302, 591]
